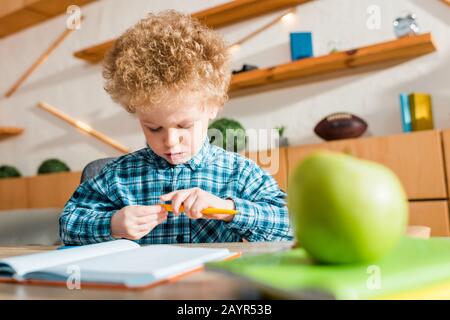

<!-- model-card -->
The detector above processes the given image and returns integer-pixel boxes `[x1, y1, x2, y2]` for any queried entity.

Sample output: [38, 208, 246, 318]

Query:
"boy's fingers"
[137, 220, 158, 231]
[156, 215, 168, 224]
[182, 193, 197, 217]
[136, 224, 150, 233]
[135, 211, 167, 225]
[190, 202, 205, 219]
[160, 190, 178, 201]
[135, 205, 164, 217]
[137, 215, 167, 233]
[134, 215, 148, 225]
[136, 225, 152, 234]
[171, 191, 190, 215]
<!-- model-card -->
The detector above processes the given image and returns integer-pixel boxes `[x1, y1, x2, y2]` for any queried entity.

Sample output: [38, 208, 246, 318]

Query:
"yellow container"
[409, 93, 434, 131]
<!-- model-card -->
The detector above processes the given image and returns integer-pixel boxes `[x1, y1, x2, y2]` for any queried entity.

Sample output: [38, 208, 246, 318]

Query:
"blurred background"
[0, 0, 449, 245]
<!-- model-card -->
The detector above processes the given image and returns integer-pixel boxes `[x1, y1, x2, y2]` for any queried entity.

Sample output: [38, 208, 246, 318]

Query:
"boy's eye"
[148, 127, 161, 132]
[178, 123, 193, 129]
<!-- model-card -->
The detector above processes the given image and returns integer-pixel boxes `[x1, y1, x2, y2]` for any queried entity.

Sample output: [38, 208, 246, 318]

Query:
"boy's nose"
[165, 128, 182, 147]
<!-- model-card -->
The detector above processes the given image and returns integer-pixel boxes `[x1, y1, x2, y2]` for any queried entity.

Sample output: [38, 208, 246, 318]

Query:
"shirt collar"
[186, 138, 212, 170]
[145, 138, 212, 170]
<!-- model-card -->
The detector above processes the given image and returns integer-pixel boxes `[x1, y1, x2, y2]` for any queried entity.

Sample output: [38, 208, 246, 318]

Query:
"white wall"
[0, 0, 449, 176]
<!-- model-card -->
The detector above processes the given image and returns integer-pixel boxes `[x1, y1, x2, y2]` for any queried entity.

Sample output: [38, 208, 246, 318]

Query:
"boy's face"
[137, 97, 219, 165]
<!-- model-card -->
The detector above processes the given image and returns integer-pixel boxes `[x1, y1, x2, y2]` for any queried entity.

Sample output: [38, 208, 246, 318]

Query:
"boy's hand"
[110, 205, 168, 240]
[160, 188, 235, 222]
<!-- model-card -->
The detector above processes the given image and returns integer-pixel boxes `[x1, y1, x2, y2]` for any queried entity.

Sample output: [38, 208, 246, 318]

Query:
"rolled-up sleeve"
[225, 160, 294, 242]
[59, 163, 120, 245]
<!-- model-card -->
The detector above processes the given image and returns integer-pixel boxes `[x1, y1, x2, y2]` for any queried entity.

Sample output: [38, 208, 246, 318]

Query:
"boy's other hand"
[160, 188, 235, 222]
[110, 205, 168, 240]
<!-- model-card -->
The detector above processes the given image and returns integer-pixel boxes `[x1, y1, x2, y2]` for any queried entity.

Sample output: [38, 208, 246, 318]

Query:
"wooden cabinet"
[1, 130, 450, 236]
[0, 177, 28, 210]
[243, 147, 288, 191]
[27, 172, 81, 208]
[409, 201, 450, 237]
[287, 131, 447, 200]
[0, 172, 81, 210]
[441, 130, 450, 198]
[287, 130, 450, 237]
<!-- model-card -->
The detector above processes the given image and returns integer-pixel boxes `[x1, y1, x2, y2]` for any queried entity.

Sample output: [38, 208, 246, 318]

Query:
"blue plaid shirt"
[59, 139, 293, 245]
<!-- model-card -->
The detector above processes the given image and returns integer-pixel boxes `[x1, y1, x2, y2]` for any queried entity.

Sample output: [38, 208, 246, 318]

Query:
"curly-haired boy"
[59, 10, 293, 245]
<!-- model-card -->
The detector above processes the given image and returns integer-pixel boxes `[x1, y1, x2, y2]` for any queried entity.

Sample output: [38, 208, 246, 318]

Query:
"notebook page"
[28, 245, 231, 286]
[0, 239, 139, 279]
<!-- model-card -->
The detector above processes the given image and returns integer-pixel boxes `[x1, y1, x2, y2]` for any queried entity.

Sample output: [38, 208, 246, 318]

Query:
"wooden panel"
[287, 130, 447, 200]
[26, 0, 93, 16]
[192, 0, 311, 28]
[0, 177, 28, 210]
[441, 129, 450, 198]
[27, 172, 81, 208]
[73, 39, 116, 63]
[409, 201, 450, 237]
[0, 127, 24, 141]
[229, 33, 436, 94]
[0, 0, 39, 18]
[0, 0, 95, 38]
[0, 8, 46, 38]
[243, 147, 288, 191]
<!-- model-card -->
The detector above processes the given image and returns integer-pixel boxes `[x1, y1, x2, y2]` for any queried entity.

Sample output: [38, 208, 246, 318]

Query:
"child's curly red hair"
[102, 10, 231, 113]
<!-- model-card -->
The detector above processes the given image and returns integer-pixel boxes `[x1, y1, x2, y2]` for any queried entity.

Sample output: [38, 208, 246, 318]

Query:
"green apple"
[288, 151, 408, 264]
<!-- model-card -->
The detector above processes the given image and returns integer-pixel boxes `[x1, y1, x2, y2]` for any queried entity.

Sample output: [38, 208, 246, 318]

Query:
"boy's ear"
[208, 105, 220, 120]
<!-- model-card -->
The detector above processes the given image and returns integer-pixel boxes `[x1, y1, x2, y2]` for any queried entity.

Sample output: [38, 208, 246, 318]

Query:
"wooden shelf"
[0, 127, 24, 140]
[74, 0, 312, 63]
[73, 39, 116, 63]
[193, 0, 311, 28]
[229, 33, 437, 94]
[0, 0, 95, 38]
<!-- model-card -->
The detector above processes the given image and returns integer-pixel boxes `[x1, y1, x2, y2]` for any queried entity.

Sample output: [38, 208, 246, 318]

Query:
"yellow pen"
[160, 204, 239, 215]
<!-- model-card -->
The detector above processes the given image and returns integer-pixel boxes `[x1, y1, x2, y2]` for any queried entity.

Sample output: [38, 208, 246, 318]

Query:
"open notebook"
[0, 240, 239, 289]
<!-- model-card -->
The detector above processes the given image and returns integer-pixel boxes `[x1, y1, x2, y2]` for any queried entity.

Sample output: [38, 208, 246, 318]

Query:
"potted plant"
[37, 159, 70, 175]
[208, 118, 247, 152]
[275, 126, 288, 147]
[0, 165, 22, 179]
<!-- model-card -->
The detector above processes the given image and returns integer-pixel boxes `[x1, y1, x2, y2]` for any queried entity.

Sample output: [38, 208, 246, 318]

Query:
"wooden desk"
[0, 241, 294, 300]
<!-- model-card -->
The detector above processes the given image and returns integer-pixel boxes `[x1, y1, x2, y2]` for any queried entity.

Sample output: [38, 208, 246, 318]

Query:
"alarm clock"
[393, 13, 420, 38]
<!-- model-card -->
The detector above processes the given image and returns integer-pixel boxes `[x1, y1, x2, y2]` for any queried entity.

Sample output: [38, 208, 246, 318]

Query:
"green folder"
[206, 237, 450, 299]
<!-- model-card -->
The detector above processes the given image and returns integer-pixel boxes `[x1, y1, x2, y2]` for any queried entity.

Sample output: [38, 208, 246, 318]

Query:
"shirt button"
[176, 235, 184, 243]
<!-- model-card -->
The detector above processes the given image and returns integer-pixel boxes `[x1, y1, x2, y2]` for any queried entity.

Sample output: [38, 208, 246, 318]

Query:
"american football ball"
[314, 112, 368, 141]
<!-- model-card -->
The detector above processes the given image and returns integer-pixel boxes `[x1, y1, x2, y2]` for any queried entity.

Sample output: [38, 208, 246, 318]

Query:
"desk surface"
[0, 241, 294, 300]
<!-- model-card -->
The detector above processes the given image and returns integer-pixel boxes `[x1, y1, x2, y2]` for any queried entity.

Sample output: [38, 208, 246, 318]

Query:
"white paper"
[29, 245, 231, 286]
[0, 239, 139, 278]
